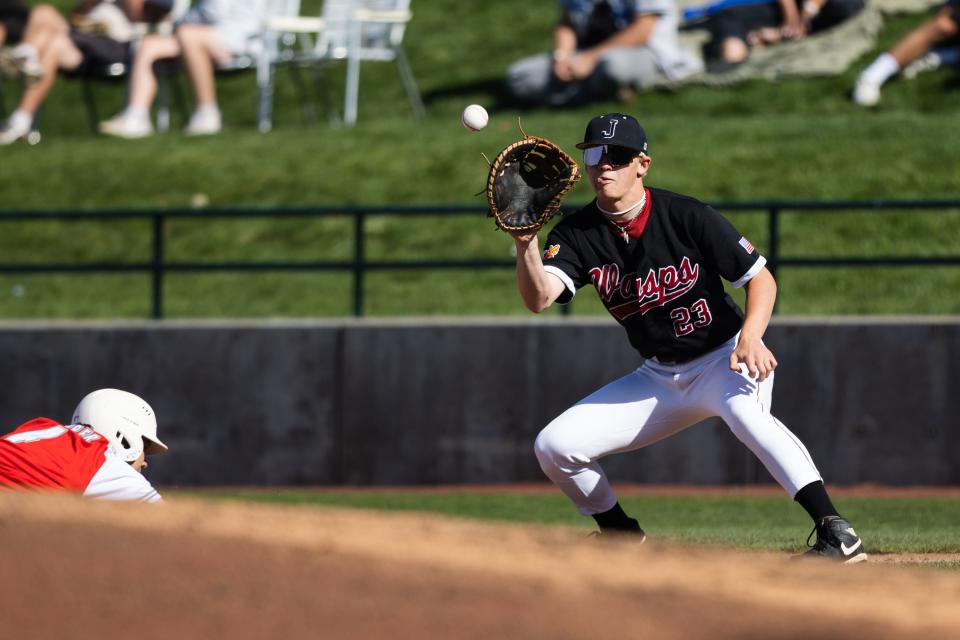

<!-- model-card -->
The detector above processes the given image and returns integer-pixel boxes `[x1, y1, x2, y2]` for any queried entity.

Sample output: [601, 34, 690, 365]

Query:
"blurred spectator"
[505, 0, 702, 107]
[701, 0, 864, 71]
[0, 0, 157, 145]
[852, 0, 959, 106]
[99, 0, 267, 138]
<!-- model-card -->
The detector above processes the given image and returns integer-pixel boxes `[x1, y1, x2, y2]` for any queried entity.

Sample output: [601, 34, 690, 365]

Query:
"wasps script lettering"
[588, 256, 700, 320]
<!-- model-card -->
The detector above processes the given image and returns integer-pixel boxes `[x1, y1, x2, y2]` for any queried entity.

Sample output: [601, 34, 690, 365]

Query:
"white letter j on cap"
[602, 118, 619, 139]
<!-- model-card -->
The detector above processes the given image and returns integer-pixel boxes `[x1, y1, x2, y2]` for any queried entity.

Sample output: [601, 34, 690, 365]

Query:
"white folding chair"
[256, 0, 424, 131]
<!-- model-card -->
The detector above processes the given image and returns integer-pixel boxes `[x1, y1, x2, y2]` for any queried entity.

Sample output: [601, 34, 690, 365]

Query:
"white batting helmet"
[72, 389, 168, 463]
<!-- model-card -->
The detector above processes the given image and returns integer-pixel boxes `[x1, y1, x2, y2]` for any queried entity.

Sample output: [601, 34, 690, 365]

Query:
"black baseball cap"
[576, 113, 648, 154]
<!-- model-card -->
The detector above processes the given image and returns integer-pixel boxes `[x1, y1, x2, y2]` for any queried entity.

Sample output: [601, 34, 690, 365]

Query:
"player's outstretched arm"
[730, 267, 778, 381]
[513, 233, 566, 313]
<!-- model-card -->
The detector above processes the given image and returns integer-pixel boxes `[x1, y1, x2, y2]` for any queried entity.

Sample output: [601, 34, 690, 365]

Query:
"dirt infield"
[1, 494, 959, 639]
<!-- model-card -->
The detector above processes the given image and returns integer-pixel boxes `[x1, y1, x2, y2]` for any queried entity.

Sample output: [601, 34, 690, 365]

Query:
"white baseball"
[461, 104, 489, 131]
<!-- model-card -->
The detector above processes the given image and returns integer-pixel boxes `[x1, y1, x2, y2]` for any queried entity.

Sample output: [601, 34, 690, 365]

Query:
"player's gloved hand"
[485, 133, 580, 234]
[729, 336, 778, 382]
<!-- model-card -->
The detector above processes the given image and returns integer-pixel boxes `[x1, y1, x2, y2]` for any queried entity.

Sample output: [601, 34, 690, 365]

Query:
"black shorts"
[706, 3, 781, 44]
[0, 1, 29, 43]
[703, 3, 780, 59]
[69, 30, 130, 69]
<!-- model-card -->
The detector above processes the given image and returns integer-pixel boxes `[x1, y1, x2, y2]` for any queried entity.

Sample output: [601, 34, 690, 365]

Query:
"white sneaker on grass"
[99, 112, 153, 139]
[184, 107, 222, 136]
[852, 76, 882, 107]
[0, 113, 32, 145]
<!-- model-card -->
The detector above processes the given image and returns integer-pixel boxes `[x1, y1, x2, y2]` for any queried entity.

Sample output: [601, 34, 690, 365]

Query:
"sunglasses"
[583, 145, 639, 167]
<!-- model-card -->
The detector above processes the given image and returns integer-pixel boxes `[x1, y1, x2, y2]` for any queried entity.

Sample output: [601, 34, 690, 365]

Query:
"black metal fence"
[0, 199, 958, 318]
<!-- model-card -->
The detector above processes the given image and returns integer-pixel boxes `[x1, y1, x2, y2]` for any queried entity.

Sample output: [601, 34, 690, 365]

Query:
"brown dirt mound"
[1, 493, 958, 640]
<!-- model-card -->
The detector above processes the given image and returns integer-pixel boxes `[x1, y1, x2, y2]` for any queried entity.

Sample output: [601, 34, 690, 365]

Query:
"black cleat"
[801, 516, 868, 564]
[588, 523, 647, 543]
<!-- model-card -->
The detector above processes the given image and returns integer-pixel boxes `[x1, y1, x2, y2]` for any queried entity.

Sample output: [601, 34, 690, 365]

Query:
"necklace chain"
[600, 192, 647, 241]
[597, 191, 647, 218]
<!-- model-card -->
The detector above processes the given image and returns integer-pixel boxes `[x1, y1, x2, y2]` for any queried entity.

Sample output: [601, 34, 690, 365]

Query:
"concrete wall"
[1, 318, 957, 487]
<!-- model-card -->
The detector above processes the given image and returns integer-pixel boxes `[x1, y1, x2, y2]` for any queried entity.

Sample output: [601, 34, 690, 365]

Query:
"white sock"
[194, 104, 220, 118]
[9, 110, 32, 130]
[124, 105, 149, 122]
[860, 53, 900, 86]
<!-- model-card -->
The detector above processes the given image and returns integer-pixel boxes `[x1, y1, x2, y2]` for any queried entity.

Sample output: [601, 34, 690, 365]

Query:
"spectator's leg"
[507, 53, 587, 106]
[854, 5, 960, 106]
[0, 31, 81, 144]
[593, 47, 661, 99]
[890, 6, 960, 68]
[100, 33, 180, 137]
[721, 37, 750, 64]
[505, 53, 556, 104]
[702, 18, 748, 66]
[176, 23, 228, 134]
[128, 34, 181, 111]
[703, 5, 777, 67]
[20, 4, 70, 53]
[1, 4, 70, 82]
[17, 33, 81, 113]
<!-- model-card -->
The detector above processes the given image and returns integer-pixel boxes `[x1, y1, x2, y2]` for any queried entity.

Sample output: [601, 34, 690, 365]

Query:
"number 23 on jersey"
[670, 298, 713, 337]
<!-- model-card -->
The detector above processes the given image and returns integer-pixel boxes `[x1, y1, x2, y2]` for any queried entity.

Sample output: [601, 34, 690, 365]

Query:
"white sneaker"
[99, 112, 153, 139]
[0, 46, 42, 84]
[17, 52, 42, 84]
[852, 76, 881, 107]
[0, 116, 31, 145]
[184, 108, 222, 136]
[902, 51, 942, 80]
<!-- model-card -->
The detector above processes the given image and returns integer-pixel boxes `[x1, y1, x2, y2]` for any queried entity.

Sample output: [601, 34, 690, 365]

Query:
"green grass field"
[177, 489, 960, 562]
[0, 3, 958, 318]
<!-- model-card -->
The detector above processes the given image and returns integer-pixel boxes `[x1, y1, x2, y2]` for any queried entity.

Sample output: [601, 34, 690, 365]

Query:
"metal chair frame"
[256, 0, 424, 131]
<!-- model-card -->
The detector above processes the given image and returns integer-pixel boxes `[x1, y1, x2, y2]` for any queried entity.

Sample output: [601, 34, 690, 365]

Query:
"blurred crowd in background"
[0, 0, 957, 145]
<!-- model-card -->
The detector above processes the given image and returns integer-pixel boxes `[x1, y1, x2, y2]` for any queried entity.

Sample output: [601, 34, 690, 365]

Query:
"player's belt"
[651, 355, 695, 365]
[650, 335, 740, 368]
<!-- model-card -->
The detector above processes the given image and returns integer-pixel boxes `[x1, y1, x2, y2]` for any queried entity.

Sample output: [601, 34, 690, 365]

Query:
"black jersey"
[542, 187, 765, 362]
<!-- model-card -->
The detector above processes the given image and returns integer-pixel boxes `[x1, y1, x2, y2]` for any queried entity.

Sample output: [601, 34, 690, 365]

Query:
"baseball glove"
[485, 135, 580, 233]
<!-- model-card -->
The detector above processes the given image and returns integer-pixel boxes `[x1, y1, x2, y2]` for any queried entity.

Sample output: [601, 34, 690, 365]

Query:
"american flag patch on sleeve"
[739, 237, 754, 253]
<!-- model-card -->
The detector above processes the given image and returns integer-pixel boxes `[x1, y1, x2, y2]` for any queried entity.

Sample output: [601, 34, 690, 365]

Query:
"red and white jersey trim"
[543, 265, 577, 300]
[731, 255, 767, 289]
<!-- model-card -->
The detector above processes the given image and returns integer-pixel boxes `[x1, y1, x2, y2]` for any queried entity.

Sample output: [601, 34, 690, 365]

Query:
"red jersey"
[0, 418, 109, 491]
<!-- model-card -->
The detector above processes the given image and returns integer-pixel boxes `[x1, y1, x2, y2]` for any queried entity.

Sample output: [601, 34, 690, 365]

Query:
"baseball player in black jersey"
[513, 113, 867, 562]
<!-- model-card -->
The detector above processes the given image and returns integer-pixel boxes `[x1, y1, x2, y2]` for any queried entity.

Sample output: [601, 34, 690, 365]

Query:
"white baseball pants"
[534, 337, 822, 515]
